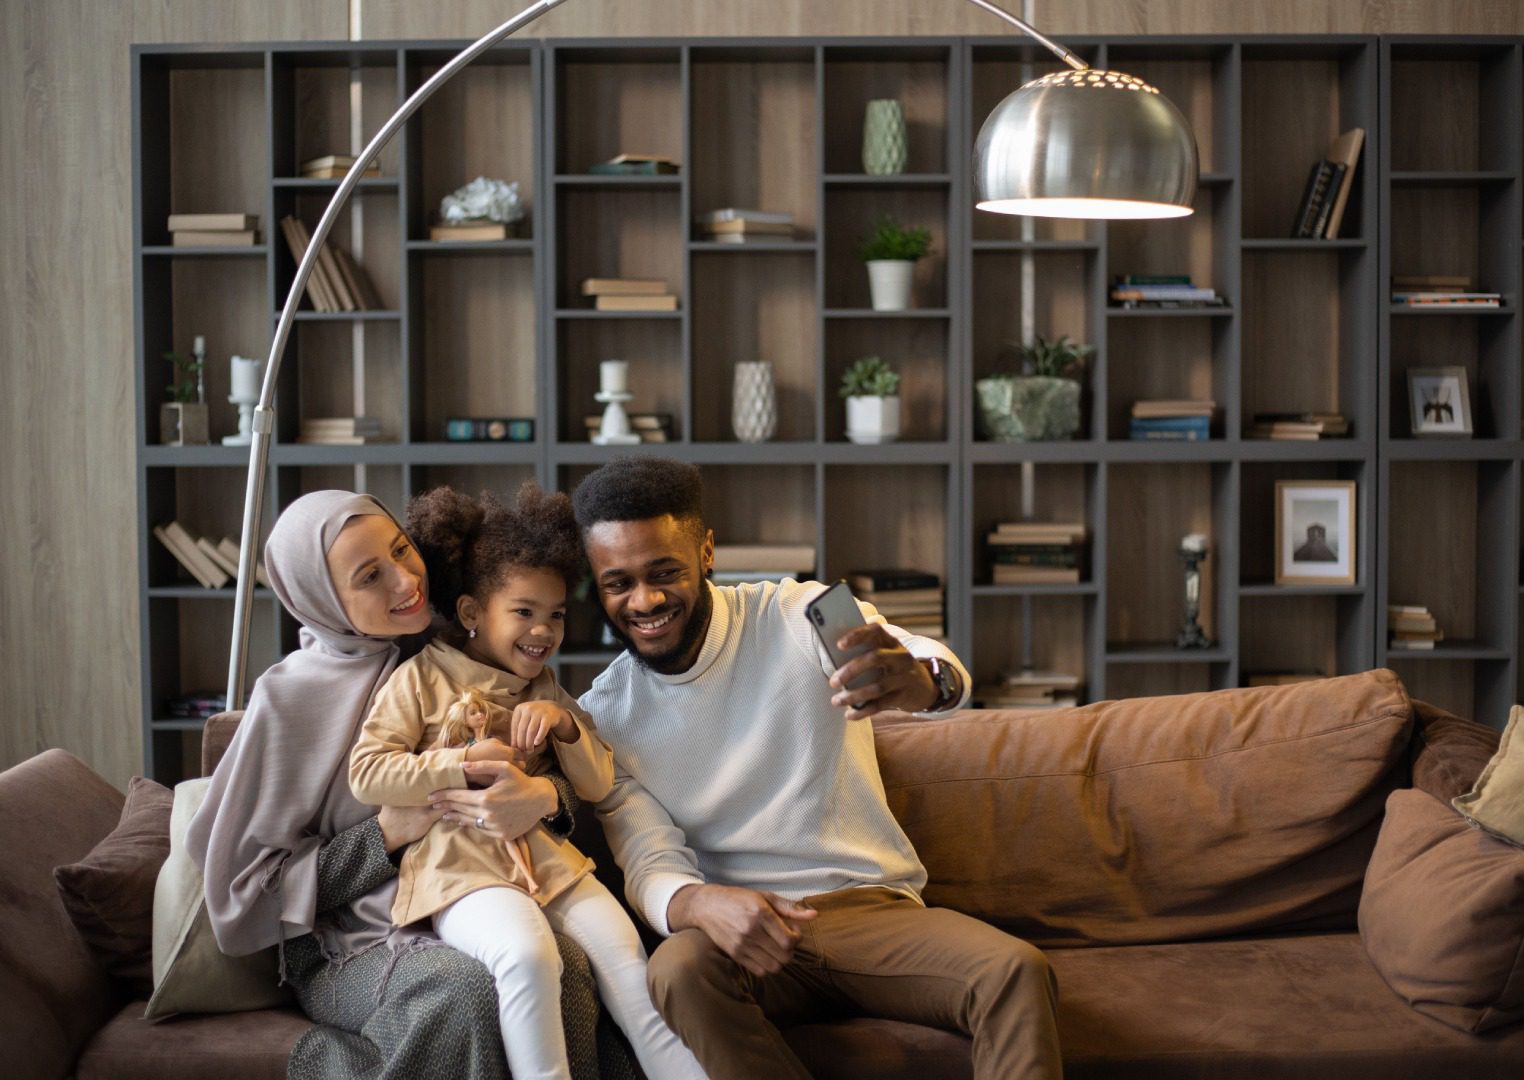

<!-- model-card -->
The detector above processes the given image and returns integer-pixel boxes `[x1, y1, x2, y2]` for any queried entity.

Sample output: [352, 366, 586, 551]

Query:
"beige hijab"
[186, 491, 427, 962]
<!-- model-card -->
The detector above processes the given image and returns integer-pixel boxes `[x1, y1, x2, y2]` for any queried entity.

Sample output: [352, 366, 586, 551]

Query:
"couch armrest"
[202, 712, 245, 777]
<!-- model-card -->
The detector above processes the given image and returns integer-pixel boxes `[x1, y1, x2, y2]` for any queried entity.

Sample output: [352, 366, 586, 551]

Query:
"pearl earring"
[468, 627, 477, 638]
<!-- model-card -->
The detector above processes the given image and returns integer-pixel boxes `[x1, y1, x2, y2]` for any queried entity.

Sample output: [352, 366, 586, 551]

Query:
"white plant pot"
[866, 259, 915, 311]
[846, 395, 901, 444]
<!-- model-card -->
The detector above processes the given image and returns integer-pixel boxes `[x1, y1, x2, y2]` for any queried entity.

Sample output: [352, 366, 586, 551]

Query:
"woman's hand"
[509, 701, 579, 751]
[429, 760, 558, 841]
[377, 803, 445, 854]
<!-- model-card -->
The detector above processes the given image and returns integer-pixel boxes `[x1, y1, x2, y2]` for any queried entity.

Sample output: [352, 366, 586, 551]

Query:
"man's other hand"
[668, 883, 818, 975]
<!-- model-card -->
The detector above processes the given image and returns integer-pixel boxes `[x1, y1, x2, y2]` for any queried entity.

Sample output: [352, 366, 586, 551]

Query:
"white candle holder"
[223, 355, 262, 446]
[592, 390, 641, 445]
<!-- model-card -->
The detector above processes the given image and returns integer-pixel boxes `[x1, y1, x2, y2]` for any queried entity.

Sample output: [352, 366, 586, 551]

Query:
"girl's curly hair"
[406, 481, 584, 628]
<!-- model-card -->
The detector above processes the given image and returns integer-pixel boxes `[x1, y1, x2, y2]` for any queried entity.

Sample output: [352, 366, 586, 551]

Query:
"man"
[573, 456, 1062, 1079]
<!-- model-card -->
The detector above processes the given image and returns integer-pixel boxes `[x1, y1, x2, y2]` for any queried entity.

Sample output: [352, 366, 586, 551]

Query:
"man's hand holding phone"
[827, 624, 940, 720]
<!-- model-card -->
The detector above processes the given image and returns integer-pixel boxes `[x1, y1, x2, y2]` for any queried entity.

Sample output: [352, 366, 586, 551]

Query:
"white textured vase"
[866, 259, 915, 311]
[731, 360, 778, 443]
[862, 99, 908, 176]
[846, 395, 900, 444]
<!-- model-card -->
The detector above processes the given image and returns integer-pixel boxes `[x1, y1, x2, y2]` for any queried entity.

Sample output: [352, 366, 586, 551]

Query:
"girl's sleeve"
[548, 687, 616, 803]
[349, 663, 469, 805]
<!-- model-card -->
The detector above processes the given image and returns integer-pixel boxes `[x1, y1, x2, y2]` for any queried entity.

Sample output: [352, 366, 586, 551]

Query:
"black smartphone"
[804, 580, 874, 690]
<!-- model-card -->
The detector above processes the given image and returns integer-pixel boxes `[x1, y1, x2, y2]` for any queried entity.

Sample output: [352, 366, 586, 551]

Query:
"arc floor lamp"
[225, 0, 1199, 705]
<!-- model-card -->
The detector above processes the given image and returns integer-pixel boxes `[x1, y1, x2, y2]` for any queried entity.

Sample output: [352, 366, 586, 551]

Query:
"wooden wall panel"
[5, 0, 1520, 787]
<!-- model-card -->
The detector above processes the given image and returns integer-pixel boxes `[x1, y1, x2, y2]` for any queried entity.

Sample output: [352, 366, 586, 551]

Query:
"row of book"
[298, 416, 383, 445]
[1290, 128, 1365, 239]
[1109, 275, 1226, 310]
[279, 215, 383, 312]
[1130, 399, 1214, 442]
[1390, 275, 1501, 307]
[1389, 604, 1442, 650]
[986, 522, 1087, 585]
[168, 212, 261, 247]
[848, 569, 945, 642]
[153, 520, 269, 590]
[581, 277, 679, 312]
[697, 208, 796, 244]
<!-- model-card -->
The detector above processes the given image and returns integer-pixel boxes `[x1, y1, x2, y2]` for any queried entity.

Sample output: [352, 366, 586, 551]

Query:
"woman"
[186, 490, 629, 1079]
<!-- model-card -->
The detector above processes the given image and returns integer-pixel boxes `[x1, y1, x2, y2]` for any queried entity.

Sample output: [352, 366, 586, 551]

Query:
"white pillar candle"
[230, 355, 262, 401]
[599, 359, 628, 394]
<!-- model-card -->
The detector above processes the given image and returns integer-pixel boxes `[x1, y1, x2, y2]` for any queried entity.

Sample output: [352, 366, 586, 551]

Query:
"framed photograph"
[1275, 481, 1356, 585]
[1407, 366, 1473, 437]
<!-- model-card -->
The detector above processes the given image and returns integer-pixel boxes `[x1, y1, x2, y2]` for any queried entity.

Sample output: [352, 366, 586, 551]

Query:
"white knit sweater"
[579, 579, 971, 935]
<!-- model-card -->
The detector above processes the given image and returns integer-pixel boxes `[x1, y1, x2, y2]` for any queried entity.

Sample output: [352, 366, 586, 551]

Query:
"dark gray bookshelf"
[134, 34, 1524, 782]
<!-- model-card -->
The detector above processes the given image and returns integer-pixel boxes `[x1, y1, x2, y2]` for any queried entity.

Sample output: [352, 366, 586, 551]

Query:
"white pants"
[435, 874, 706, 1080]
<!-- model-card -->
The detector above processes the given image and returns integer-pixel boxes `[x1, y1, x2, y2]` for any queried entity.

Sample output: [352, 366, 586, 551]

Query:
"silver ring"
[475, 816, 485, 829]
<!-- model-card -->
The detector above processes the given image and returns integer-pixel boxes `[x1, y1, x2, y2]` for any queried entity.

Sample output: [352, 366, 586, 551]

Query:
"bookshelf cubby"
[135, 34, 1524, 782]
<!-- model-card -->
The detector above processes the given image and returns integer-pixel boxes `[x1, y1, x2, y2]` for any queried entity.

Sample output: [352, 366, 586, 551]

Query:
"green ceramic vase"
[862, 99, 907, 176]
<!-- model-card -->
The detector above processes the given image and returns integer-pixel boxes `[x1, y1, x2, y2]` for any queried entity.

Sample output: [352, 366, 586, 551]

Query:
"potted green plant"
[858, 216, 931, 311]
[840, 355, 902, 444]
[160, 349, 209, 446]
[976, 334, 1093, 441]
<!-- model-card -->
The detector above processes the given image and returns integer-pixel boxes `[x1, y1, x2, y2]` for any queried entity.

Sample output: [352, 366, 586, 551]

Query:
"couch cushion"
[54, 776, 174, 996]
[1048, 933, 1524, 1079]
[875, 669, 1412, 945]
[0, 750, 127, 1080]
[200, 711, 243, 778]
[1410, 697, 1501, 803]
[1452, 704, 1524, 848]
[76, 1001, 310, 1080]
[1359, 788, 1524, 1033]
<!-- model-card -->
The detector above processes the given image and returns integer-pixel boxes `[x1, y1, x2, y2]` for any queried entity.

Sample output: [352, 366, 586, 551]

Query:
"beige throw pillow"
[145, 777, 291, 1019]
[1452, 705, 1524, 849]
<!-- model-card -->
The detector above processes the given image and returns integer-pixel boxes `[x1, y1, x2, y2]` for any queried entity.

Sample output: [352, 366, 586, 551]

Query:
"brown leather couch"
[6, 668, 1523, 1079]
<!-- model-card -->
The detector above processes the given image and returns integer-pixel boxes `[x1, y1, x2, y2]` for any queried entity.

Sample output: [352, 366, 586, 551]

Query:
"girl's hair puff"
[406, 481, 584, 630]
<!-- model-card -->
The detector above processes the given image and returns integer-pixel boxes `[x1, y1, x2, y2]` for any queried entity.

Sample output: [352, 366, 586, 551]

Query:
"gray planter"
[976, 376, 1082, 441]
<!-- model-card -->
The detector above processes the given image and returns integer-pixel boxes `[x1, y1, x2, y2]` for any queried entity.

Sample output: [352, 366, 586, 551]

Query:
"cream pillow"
[1452, 705, 1524, 849]
[145, 777, 291, 1019]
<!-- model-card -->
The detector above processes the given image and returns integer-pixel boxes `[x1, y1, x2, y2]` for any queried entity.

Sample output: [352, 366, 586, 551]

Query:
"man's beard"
[603, 582, 713, 675]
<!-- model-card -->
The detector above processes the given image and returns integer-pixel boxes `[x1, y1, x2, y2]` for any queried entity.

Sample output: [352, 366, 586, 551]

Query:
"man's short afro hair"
[571, 456, 704, 537]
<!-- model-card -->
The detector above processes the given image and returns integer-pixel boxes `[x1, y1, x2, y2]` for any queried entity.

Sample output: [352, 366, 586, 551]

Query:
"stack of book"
[1388, 605, 1443, 650]
[847, 570, 945, 641]
[278, 215, 382, 312]
[168, 212, 260, 247]
[1247, 412, 1350, 440]
[974, 670, 1081, 710]
[987, 522, 1087, 585]
[697, 208, 795, 244]
[430, 220, 516, 242]
[1109, 275, 1226, 309]
[152, 520, 270, 590]
[581, 277, 679, 312]
[588, 153, 679, 176]
[711, 544, 816, 586]
[300, 154, 382, 180]
[1390, 275, 1502, 308]
[1290, 128, 1365, 239]
[582, 412, 674, 443]
[165, 691, 228, 721]
[299, 416, 383, 445]
[1130, 400, 1215, 442]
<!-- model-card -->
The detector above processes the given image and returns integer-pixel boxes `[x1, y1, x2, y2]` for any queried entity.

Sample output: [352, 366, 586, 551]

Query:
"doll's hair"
[406, 481, 584, 628]
[434, 688, 494, 749]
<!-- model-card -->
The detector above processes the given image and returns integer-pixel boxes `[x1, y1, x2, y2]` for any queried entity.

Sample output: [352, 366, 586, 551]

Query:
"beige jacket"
[350, 640, 615, 925]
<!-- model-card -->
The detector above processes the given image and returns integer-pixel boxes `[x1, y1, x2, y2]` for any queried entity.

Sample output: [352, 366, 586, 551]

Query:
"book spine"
[1311, 162, 1346, 239]
[1292, 160, 1334, 239]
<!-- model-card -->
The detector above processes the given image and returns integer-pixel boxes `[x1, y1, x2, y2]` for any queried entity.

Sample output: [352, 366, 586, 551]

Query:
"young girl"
[349, 483, 704, 1080]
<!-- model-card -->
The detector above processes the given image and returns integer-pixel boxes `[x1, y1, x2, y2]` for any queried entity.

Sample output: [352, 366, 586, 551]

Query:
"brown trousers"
[646, 886, 1062, 1079]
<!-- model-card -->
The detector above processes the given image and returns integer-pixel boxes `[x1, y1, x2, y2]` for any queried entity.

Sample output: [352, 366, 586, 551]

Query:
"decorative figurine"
[1176, 532, 1212, 650]
[222, 355, 262, 446]
[592, 359, 640, 445]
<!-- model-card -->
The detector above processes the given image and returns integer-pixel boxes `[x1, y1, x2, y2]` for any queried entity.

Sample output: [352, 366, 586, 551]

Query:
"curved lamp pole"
[225, 0, 1198, 706]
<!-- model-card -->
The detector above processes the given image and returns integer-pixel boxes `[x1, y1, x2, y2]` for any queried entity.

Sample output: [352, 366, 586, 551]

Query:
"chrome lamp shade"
[975, 69, 1199, 219]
